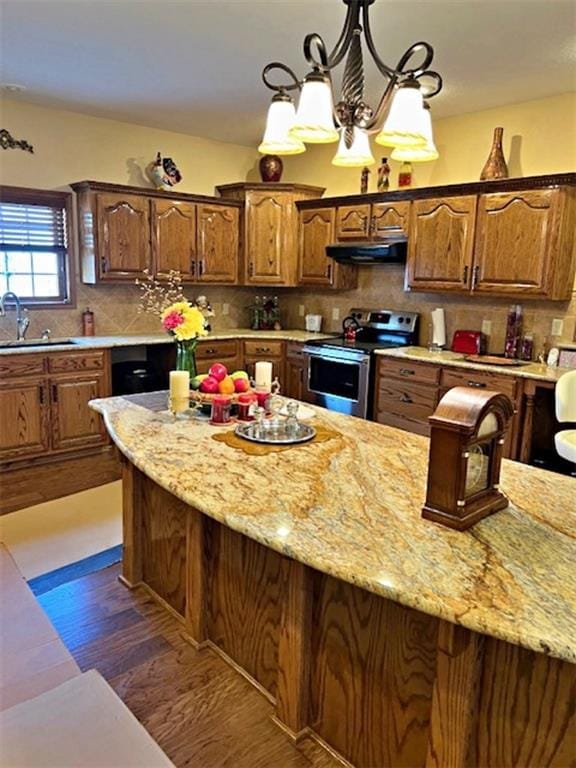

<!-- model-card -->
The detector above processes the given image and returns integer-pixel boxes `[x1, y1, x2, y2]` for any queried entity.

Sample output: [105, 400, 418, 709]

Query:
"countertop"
[0, 329, 335, 355]
[91, 393, 576, 664]
[375, 346, 570, 383]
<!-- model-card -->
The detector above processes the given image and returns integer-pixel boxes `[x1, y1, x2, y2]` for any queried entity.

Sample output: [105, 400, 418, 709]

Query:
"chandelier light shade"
[332, 127, 375, 167]
[291, 74, 339, 144]
[375, 81, 427, 148]
[390, 103, 439, 162]
[259, 0, 443, 166]
[258, 95, 306, 155]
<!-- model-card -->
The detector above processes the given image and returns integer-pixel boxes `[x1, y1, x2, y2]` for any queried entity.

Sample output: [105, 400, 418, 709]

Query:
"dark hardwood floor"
[38, 563, 340, 768]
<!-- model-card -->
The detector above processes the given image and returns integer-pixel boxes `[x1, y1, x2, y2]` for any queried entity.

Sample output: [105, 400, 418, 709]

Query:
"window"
[0, 186, 75, 307]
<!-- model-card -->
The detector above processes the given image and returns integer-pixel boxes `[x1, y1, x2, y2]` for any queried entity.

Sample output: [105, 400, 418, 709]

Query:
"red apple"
[200, 376, 219, 394]
[208, 362, 228, 382]
[234, 376, 250, 393]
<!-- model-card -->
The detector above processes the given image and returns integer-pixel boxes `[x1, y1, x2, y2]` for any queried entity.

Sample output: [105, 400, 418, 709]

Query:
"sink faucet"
[0, 292, 30, 341]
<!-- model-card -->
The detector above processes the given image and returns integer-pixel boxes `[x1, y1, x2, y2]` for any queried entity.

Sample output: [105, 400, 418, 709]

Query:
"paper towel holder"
[428, 308, 447, 352]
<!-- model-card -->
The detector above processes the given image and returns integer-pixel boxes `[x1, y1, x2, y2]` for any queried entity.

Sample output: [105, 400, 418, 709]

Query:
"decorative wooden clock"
[422, 386, 514, 530]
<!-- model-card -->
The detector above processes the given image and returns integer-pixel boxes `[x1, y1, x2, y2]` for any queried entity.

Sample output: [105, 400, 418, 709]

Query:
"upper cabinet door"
[151, 200, 197, 281]
[96, 193, 150, 280]
[298, 208, 336, 286]
[371, 201, 411, 238]
[472, 190, 560, 297]
[196, 204, 238, 284]
[405, 196, 477, 293]
[336, 204, 371, 241]
[245, 192, 294, 285]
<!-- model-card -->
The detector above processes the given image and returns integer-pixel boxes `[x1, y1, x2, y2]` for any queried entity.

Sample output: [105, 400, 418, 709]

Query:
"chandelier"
[258, 0, 442, 167]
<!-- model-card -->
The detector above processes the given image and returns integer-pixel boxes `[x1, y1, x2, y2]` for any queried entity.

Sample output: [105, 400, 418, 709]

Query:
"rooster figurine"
[147, 151, 182, 191]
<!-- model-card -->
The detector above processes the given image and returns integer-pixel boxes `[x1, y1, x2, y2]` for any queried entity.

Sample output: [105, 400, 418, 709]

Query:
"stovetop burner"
[305, 308, 420, 355]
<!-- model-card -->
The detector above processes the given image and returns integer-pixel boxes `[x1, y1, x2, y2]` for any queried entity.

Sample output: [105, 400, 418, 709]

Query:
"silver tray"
[234, 420, 316, 445]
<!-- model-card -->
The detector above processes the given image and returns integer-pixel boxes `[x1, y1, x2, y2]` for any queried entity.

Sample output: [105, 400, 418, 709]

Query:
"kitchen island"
[91, 393, 576, 768]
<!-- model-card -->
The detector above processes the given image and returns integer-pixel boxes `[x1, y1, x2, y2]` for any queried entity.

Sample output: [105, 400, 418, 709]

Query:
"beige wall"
[283, 92, 576, 196]
[1, 93, 575, 351]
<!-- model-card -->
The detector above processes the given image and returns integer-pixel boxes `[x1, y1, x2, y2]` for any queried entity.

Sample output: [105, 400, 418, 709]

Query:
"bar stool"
[555, 370, 576, 467]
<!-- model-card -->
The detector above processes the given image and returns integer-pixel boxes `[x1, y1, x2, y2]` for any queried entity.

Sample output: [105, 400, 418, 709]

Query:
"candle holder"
[167, 394, 200, 421]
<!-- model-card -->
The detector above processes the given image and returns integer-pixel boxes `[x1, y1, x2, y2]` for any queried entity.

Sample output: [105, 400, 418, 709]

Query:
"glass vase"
[175, 339, 198, 379]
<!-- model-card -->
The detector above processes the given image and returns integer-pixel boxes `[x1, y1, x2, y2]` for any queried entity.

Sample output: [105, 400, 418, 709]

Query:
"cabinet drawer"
[285, 342, 305, 361]
[243, 340, 284, 358]
[377, 357, 440, 385]
[48, 351, 105, 373]
[375, 378, 438, 422]
[441, 367, 517, 400]
[375, 411, 432, 438]
[0, 354, 46, 378]
[196, 355, 240, 376]
[196, 340, 238, 360]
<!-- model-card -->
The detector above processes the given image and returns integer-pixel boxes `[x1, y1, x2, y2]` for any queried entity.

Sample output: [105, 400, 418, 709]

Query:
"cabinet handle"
[190, 259, 196, 276]
[39, 385, 46, 405]
[399, 368, 415, 376]
[198, 259, 204, 277]
[204, 348, 217, 354]
[400, 393, 413, 403]
[248, 262, 254, 277]
[100, 256, 108, 274]
[51, 384, 58, 402]
[326, 262, 333, 282]
[369, 217, 376, 235]
[462, 265, 469, 284]
[256, 347, 270, 353]
[467, 380, 486, 388]
[472, 265, 480, 289]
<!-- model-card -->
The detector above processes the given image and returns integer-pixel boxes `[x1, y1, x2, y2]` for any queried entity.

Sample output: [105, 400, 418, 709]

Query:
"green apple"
[231, 370, 249, 381]
[191, 373, 209, 390]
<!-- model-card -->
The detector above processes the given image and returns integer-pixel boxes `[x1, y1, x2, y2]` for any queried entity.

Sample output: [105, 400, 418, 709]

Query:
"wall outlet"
[332, 307, 340, 321]
[481, 319, 492, 337]
[551, 318, 564, 336]
[298, 304, 305, 317]
[222, 303, 229, 316]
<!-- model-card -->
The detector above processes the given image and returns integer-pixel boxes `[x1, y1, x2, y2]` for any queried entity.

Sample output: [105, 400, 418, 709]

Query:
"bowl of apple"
[190, 362, 253, 413]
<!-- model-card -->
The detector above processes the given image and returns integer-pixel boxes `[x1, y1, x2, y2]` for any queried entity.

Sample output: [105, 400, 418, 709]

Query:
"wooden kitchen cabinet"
[405, 195, 477, 292]
[151, 199, 197, 281]
[197, 204, 239, 283]
[298, 207, 358, 289]
[473, 188, 575, 299]
[335, 201, 410, 241]
[50, 372, 107, 451]
[96, 193, 151, 281]
[371, 201, 410, 237]
[373, 358, 440, 436]
[335, 204, 371, 240]
[284, 342, 308, 401]
[0, 350, 111, 465]
[196, 339, 240, 375]
[216, 183, 325, 287]
[72, 181, 242, 285]
[0, 376, 50, 462]
[242, 339, 284, 384]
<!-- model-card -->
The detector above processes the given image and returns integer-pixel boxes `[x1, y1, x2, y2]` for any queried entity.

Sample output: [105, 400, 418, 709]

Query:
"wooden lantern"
[422, 386, 514, 530]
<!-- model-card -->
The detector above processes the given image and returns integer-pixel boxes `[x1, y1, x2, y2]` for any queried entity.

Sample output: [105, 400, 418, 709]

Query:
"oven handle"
[303, 348, 370, 364]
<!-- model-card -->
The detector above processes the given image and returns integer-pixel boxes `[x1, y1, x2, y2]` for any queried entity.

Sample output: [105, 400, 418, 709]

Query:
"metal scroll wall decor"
[0, 129, 34, 153]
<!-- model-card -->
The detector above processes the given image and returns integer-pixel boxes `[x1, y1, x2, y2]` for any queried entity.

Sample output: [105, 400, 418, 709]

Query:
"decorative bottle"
[377, 157, 390, 192]
[480, 127, 509, 180]
[504, 304, 523, 358]
[398, 162, 413, 188]
[360, 167, 370, 194]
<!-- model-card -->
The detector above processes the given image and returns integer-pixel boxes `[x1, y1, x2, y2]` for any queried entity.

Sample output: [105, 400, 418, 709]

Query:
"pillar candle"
[255, 361, 273, 390]
[170, 370, 190, 398]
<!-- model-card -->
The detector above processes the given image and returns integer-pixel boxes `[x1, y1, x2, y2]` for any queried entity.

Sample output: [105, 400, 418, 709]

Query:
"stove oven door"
[303, 347, 370, 418]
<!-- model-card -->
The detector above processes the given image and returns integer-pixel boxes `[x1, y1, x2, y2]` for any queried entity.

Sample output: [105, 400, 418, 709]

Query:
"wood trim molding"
[296, 172, 576, 210]
[69, 180, 244, 207]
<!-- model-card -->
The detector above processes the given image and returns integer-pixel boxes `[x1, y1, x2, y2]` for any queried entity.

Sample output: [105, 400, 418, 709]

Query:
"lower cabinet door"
[50, 373, 107, 451]
[284, 358, 306, 401]
[0, 378, 50, 461]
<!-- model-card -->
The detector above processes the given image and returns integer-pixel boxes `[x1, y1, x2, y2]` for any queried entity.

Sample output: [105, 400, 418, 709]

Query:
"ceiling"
[1, 0, 575, 147]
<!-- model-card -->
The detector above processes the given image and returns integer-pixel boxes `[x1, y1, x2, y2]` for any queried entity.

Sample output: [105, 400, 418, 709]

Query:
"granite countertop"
[0, 329, 335, 355]
[91, 394, 576, 664]
[375, 346, 569, 382]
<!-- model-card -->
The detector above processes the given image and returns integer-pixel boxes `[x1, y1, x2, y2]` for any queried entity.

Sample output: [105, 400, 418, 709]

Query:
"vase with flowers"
[161, 301, 208, 378]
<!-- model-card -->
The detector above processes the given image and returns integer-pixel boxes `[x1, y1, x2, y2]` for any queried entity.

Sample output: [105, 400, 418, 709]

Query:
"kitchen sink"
[0, 338, 78, 349]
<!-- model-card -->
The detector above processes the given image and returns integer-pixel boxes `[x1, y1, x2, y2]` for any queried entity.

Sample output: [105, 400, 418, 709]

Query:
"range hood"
[326, 226, 407, 265]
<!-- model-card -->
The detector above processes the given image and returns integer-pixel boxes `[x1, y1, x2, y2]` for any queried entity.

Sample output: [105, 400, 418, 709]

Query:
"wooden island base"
[122, 464, 575, 768]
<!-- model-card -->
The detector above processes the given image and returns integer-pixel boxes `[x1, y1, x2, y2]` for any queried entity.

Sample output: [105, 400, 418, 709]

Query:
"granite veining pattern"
[375, 346, 570, 382]
[0, 329, 336, 356]
[91, 395, 576, 663]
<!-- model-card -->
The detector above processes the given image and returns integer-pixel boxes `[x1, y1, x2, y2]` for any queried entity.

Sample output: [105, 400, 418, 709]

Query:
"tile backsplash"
[1, 266, 574, 357]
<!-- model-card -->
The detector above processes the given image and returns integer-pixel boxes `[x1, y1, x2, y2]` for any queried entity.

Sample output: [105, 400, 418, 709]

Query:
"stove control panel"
[349, 308, 419, 334]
